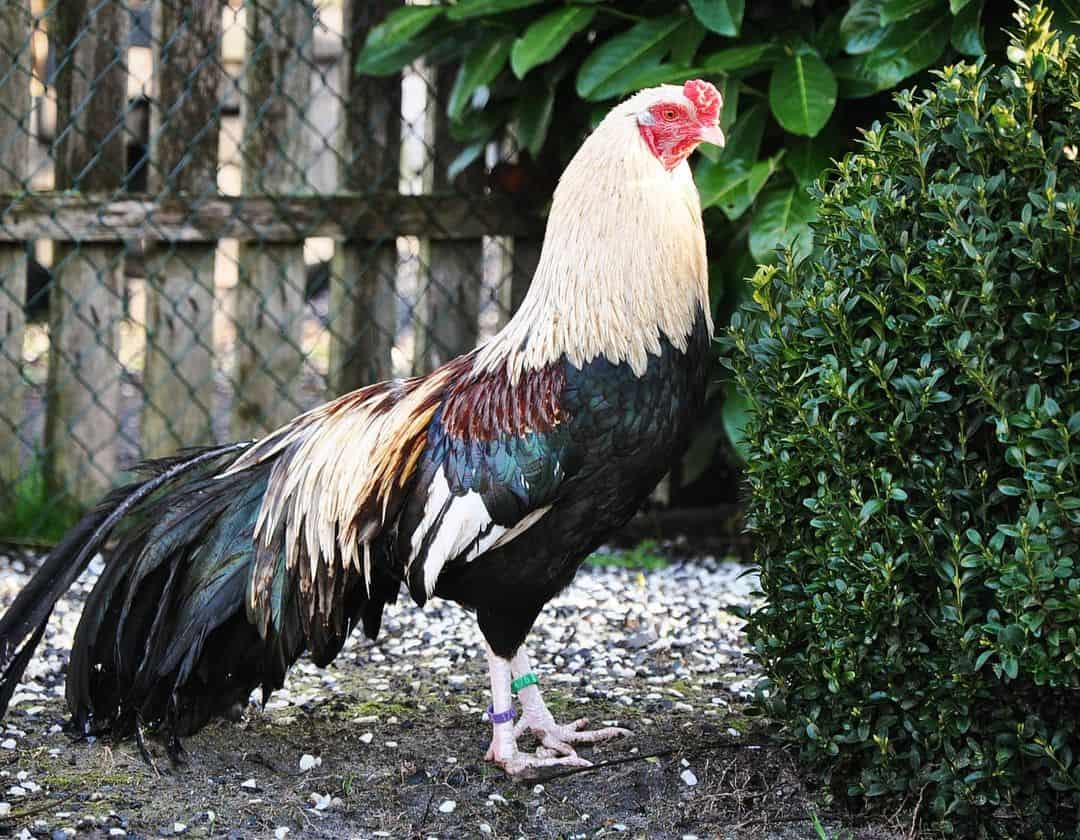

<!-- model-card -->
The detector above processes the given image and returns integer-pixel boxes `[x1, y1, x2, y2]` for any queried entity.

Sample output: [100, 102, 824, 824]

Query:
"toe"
[497, 751, 593, 779]
[539, 735, 578, 757]
[558, 724, 633, 744]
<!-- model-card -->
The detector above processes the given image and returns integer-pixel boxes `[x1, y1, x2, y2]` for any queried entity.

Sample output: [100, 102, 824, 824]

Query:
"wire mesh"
[0, 0, 544, 534]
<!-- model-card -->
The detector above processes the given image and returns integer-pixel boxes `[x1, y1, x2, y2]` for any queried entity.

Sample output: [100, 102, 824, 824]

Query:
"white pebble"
[274, 829, 290, 840]
[479, 824, 492, 835]
[533, 784, 544, 795]
[438, 799, 457, 814]
[359, 732, 374, 744]
[488, 793, 507, 805]
[680, 769, 698, 786]
[0, 803, 9, 816]
[310, 793, 332, 811]
[240, 778, 258, 790]
[0, 739, 15, 750]
[384, 741, 398, 748]
[299, 754, 321, 772]
[173, 823, 187, 834]
[109, 831, 126, 838]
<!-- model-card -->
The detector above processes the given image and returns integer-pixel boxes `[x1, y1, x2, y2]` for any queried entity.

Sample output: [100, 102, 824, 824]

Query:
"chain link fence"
[0, 0, 546, 537]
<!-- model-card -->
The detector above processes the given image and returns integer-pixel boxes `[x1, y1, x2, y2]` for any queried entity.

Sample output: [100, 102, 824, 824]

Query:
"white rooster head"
[630, 79, 726, 171]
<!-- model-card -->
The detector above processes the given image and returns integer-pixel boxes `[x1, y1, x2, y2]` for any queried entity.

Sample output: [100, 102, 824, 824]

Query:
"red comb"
[684, 79, 721, 123]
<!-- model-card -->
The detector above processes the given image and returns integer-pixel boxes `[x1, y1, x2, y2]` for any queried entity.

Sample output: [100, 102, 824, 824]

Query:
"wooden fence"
[0, 0, 545, 512]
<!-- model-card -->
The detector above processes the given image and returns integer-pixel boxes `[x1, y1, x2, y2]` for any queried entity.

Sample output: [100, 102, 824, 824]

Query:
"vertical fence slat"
[414, 66, 483, 373]
[46, 0, 128, 505]
[328, 0, 399, 395]
[0, 3, 32, 499]
[142, 0, 222, 458]
[231, 0, 316, 439]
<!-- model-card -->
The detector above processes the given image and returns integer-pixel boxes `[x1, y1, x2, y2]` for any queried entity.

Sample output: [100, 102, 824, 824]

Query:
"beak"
[698, 123, 725, 148]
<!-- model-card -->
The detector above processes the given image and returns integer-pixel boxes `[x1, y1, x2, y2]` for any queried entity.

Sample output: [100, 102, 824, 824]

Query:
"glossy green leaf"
[516, 86, 555, 156]
[622, 64, 702, 90]
[355, 25, 445, 77]
[769, 48, 837, 137]
[834, 10, 950, 97]
[362, 6, 444, 50]
[701, 42, 780, 72]
[576, 16, 686, 101]
[840, 0, 892, 55]
[447, 142, 486, 181]
[447, 34, 514, 120]
[749, 182, 817, 262]
[672, 19, 707, 65]
[721, 103, 767, 163]
[859, 498, 884, 524]
[950, 0, 974, 10]
[721, 383, 752, 461]
[688, 0, 745, 37]
[695, 155, 778, 219]
[510, 7, 596, 79]
[448, 0, 544, 21]
[880, 0, 943, 24]
[785, 137, 834, 185]
[952, 0, 985, 56]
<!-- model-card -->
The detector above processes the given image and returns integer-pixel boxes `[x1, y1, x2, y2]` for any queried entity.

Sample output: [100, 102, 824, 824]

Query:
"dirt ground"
[2, 677, 910, 840]
[0, 551, 911, 840]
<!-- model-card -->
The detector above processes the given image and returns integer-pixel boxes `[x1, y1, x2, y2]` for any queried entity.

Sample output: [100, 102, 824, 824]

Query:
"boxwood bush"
[725, 6, 1080, 835]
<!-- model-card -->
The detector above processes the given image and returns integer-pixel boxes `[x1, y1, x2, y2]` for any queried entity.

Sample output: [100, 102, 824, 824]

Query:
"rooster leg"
[482, 643, 591, 779]
[510, 647, 632, 754]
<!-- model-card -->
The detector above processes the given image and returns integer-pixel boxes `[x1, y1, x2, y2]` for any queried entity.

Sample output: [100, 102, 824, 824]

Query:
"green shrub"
[725, 6, 1080, 835]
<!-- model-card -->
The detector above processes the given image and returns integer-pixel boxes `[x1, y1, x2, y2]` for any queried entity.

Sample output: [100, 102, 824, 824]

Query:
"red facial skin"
[638, 79, 723, 171]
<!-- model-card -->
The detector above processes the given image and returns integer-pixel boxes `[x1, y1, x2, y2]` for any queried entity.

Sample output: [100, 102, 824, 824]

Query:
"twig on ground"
[541, 739, 779, 781]
[414, 784, 437, 836]
[907, 783, 929, 840]
[0, 791, 79, 823]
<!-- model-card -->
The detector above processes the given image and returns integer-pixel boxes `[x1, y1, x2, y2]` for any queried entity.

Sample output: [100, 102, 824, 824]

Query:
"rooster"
[0, 80, 723, 778]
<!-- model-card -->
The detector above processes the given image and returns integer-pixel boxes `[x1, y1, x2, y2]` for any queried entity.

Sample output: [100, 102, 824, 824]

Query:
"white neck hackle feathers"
[474, 85, 714, 382]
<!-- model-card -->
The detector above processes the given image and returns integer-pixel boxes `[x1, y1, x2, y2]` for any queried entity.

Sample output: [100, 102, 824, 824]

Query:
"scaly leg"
[482, 642, 591, 779]
[510, 646, 631, 755]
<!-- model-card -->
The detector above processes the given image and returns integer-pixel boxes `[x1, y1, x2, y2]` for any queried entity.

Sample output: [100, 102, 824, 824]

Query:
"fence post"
[0, 2, 32, 500]
[45, 0, 128, 506]
[414, 66, 484, 373]
[142, 0, 222, 458]
[231, 0, 317, 439]
[328, 0, 399, 395]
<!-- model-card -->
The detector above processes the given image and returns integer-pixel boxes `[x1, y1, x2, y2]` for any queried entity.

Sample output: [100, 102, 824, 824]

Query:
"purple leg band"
[487, 704, 515, 725]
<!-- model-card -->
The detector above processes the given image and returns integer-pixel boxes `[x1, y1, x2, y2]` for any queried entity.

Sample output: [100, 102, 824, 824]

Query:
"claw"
[517, 708, 632, 752]
[489, 746, 592, 779]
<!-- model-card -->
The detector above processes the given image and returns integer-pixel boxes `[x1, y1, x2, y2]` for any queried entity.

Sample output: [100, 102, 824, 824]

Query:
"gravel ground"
[0, 548, 906, 840]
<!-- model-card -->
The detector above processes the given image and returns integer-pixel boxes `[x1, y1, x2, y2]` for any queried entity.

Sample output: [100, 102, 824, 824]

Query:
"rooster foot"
[515, 710, 632, 756]
[484, 740, 592, 779]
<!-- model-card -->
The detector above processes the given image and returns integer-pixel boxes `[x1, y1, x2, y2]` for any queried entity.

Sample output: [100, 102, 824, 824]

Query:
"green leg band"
[511, 672, 539, 694]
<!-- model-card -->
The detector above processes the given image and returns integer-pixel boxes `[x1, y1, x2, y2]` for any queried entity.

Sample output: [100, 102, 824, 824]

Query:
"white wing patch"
[408, 469, 552, 598]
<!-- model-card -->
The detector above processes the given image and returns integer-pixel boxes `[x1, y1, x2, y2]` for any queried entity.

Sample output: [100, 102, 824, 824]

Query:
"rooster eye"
[661, 108, 678, 121]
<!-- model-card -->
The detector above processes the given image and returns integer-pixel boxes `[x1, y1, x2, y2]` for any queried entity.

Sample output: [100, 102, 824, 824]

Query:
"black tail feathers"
[0, 442, 251, 720]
